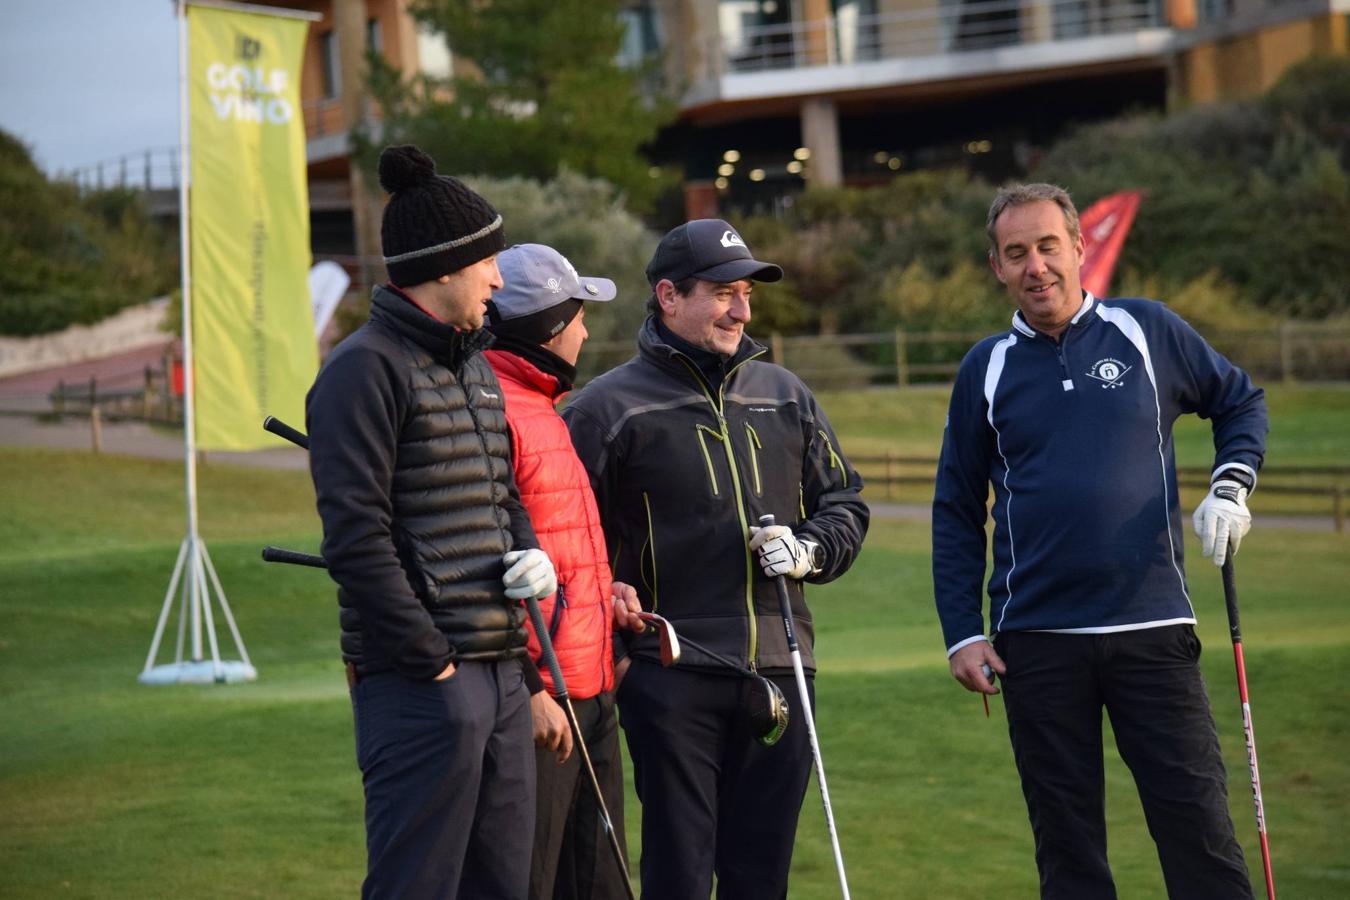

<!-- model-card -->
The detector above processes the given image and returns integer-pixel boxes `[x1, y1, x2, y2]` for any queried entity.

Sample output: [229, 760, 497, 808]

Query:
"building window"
[319, 30, 339, 99]
[619, 2, 662, 67]
[366, 17, 383, 56]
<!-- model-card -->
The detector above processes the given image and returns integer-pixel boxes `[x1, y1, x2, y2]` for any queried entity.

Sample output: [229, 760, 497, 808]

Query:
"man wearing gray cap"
[485, 244, 645, 900]
[562, 219, 869, 899]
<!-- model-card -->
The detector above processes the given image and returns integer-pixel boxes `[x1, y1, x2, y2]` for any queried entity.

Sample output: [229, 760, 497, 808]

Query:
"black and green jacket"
[562, 316, 868, 675]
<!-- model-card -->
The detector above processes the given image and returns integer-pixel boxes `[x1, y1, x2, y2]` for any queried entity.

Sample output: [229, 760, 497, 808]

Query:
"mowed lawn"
[2, 384, 1348, 898]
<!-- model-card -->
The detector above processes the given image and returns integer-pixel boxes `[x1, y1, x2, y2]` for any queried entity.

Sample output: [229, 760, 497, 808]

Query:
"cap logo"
[720, 230, 745, 249]
[546, 277, 562, 293]
[585, 283, 599, 295]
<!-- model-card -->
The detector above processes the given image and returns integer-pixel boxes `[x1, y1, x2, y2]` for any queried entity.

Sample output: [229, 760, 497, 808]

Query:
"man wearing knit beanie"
[485, 244, 647, 899]
[307, 145, 556, 899]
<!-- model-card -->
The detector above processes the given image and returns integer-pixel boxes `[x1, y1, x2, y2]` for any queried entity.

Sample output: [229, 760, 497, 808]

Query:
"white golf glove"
[1192, 476, 1252, 567]
[502, 549, 557, 600]
[748, 525, 821, 580]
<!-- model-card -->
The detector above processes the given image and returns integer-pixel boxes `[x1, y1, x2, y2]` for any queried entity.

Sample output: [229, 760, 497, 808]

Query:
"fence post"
[142, 365, 155, 420]
[1334, 486, 1344, 534]
[53, 380, 65, 417]
[770, 331, 785, 367]
[90, 406, 103, 454]
[885, 451, 896, 500]
[1278, 321, 1294, 384]
[894, 328, 909, 387]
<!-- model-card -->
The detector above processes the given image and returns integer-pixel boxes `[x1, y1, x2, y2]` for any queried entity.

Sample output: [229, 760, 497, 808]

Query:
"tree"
[357, 0, 675, 211]
[0, 130, 177, 336]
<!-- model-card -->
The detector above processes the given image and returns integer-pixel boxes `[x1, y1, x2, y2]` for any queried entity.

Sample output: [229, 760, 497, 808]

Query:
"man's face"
[659, 278, 753, 356]
[989, 200, 1085, 338]
[434, 255, 504, 330]
[544, 305, 588, 367]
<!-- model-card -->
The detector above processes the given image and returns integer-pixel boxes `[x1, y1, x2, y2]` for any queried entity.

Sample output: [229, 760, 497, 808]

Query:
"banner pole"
[140, 0, 255, 684]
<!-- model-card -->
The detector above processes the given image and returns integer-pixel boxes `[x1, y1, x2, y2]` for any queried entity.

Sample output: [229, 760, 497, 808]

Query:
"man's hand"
[433, 661, 457, 681]
[949, 641, 1005, 695]
[748, 525, 820, 580]
[502, 549, 557, 600]
[611, 581, 645, 632]
[531, 691, 573, 764]
[1192, 478, 1252, 567]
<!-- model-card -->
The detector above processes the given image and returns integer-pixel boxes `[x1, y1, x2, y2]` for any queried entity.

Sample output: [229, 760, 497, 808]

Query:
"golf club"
[759, 514, 851, 900]
[523, 594, 637, 900]
[263, 414, 308, 449]
[635, 611, 789, 746]
[258, 415, 637, 899]
[1222, 550, 1276, 900]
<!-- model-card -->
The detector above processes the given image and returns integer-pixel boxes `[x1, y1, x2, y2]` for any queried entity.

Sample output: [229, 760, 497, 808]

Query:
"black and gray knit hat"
[377, 145, 505, 286]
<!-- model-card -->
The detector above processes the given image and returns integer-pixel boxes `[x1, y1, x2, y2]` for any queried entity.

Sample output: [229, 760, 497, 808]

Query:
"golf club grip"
[758, 514, 801, 652]
[1221, 553, 1242, 643]
[523, 595, 569, 700]
[263, 415, 309, 450]
[261, 546, 327, 568]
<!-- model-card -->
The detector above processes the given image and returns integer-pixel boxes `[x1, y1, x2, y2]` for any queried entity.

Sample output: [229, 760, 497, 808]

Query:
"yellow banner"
[189, 4, 316, 450]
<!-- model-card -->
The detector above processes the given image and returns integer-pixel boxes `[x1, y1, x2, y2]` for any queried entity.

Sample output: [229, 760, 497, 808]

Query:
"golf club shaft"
[760, 516, 851, 900]
[262, 415, 309, 449]
[522, 595, 636, 900]
[1221, 554, 1276, 900]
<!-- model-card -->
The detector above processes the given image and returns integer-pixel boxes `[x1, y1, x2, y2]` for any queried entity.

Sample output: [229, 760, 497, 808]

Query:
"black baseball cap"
[645, 219, 783, 288]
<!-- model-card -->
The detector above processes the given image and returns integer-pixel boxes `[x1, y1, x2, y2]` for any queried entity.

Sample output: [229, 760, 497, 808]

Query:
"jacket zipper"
[695, 425, 723, 496]
[641, 491, 658, 611]
[548, 583, 566, 640]
[744, 422, 763, 495]
[672, 351, 765, 669]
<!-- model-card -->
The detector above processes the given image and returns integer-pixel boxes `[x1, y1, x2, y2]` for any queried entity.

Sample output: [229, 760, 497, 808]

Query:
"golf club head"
[749, 675, 790, 746]
[636, 611, 681, 666]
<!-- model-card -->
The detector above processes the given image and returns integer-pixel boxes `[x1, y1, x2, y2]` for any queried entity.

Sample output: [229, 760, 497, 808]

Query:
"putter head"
[636, 611, 681, 666]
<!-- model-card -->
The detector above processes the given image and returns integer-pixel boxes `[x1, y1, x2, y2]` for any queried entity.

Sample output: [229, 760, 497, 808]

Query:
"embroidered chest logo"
[1086, 358, 1131, 389]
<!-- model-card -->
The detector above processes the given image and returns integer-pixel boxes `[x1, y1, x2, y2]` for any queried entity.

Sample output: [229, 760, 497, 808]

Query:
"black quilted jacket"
[306, 285, 538, 679]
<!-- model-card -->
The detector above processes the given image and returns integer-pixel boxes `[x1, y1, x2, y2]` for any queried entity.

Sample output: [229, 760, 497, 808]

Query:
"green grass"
[3, 383, 1349, 898]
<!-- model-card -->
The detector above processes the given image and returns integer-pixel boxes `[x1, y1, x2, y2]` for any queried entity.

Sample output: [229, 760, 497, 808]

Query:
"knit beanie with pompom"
[377, 144, 505, 286]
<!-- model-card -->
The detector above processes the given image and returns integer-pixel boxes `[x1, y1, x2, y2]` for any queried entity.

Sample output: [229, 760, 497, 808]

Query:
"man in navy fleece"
[933, 183, 1266, 899]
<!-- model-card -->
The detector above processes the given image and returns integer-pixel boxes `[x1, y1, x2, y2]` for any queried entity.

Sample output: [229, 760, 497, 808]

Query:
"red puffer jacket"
[486, 349, 614, 698]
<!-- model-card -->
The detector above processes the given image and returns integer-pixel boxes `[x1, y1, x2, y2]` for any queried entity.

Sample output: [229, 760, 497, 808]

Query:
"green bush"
[0, 131, 177, 336]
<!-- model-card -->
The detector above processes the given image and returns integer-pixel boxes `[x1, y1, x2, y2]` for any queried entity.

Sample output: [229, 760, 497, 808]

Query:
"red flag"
[1079, 191, 1143, 298]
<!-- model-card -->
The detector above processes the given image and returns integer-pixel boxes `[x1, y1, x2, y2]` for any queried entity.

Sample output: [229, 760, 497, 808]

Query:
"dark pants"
[616, 659, 814, 900]
[995, 625, 1253, 900]
[352, 659, 535, 900]
[530, 692, 630, 900]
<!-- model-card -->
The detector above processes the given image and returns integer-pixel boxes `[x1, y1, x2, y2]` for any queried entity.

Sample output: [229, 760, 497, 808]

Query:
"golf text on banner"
[188, 3, 316, 450]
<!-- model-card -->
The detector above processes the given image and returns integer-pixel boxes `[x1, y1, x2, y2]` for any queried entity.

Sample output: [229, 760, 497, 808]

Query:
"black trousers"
[616, 658, 814, 900]
[530, 692, 630, 900]
[352, 660, 534, 900]
[995, 625, 1254, 900]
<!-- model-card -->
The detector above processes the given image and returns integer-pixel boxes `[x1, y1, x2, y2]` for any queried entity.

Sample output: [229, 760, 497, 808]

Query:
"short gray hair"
[986, 183, 1080, 258]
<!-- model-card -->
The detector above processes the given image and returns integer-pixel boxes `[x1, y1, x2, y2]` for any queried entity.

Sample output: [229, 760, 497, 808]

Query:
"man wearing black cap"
[306, 145, 557, 900]
[562, 219, 869, 899]
[484, 243, 646, 899]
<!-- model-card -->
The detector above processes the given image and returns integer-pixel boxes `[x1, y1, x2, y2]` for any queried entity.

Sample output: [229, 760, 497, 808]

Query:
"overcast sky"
[0, 1, 179, 176]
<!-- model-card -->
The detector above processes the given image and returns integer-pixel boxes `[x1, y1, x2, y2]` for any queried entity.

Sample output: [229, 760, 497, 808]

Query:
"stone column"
[801, 97, 843, 186]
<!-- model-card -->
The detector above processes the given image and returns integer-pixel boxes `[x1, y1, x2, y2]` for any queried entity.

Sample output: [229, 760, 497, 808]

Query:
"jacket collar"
[636, 315, 766, 381]
[485, 347, 563, 400]
[1010, 291, 1097, 339]
[370, 284, 493, 365]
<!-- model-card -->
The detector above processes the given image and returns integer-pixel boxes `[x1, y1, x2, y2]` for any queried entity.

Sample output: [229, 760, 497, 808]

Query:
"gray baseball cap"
[492, 243, 617, 321]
